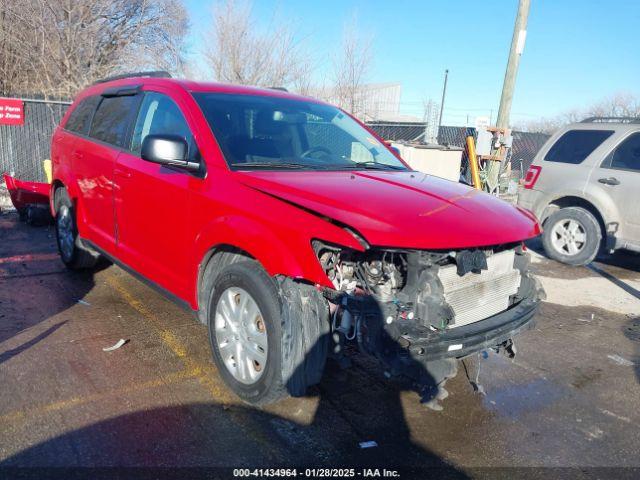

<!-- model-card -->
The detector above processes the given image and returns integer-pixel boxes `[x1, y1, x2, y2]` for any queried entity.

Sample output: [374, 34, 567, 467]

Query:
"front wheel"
[542, 207, 601, 266]
[205, 260, 329, 405]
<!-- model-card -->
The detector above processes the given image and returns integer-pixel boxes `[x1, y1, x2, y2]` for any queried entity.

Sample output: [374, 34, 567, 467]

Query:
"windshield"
[192, 93, 408, 171]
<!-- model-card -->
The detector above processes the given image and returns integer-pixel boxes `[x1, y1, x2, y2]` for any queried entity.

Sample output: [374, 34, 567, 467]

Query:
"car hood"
[238, 170, 541, 250]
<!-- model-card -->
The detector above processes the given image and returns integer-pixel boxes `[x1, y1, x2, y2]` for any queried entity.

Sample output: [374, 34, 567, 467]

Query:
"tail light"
[523, 165, 542, 189]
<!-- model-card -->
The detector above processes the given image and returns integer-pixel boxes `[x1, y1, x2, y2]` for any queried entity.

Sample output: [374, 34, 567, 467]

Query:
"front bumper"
[408, 295, 539, 361]
[349, 272, 544, 370]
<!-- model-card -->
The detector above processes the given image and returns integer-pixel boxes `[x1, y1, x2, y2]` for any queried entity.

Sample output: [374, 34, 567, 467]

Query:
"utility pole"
[437, 69, 448, 144]
[496, 0, 530, 129]
[487, 0, 530, 194]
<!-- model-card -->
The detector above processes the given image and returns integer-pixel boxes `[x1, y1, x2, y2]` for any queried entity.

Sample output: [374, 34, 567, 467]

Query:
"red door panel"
[114, 153, 191, 298]
[72, 137, 118, 254]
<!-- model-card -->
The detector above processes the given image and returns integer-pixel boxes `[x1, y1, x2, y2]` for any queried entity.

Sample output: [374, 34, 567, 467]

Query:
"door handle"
[114, 168, 132, 179]
[598, 177, 620, 186]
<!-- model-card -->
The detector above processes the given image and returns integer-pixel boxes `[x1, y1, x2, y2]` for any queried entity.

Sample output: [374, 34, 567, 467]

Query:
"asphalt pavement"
[1, 212, 639, 479]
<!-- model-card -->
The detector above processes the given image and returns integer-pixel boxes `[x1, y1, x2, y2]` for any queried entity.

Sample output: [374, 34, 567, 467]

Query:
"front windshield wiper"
[341, 162, 407, 171]
[234, 162, 309, 170]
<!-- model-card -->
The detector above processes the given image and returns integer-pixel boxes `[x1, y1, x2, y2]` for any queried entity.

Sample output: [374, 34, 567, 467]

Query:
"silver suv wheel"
[542, 207, 601, 266]
[214, 287, 268, 384]
[550, 219, 586, 256]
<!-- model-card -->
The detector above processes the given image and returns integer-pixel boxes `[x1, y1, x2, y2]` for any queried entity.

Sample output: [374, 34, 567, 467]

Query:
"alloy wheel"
[214, 287, 268, 384]
[550, 218, 587, 256]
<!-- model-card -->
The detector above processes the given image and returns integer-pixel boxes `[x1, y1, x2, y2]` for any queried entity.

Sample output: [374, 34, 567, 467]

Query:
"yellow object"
[43, 159, 52, 184]
[466, 136, 482, 190]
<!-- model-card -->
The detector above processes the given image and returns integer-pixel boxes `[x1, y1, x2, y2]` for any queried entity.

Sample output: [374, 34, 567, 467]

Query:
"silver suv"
[518, 117, 640, 265]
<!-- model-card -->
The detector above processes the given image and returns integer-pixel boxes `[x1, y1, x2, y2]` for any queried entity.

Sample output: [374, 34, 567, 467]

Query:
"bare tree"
[517, 92, 640, 134]
[331, 18, 373, 119]
[0, 0, 189, 98]
[202, 0, 312, 90]
[586, 92, 640, 118]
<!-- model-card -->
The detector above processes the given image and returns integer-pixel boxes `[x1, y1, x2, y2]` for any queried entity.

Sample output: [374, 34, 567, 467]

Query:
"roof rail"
[580, 116, 640, 124]
[94, 71, 172, 84]
[269, 86, 288, 92]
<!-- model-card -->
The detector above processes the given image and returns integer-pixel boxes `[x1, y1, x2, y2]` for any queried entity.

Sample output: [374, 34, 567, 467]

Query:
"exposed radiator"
[437, 250, 521, 328]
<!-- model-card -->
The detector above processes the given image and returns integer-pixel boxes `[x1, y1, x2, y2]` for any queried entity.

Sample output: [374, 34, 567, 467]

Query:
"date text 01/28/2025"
[233, 468, 401, 478]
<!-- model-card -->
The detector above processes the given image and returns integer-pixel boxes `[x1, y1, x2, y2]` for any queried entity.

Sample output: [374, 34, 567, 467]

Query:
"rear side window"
[64, 96, 100, 135]
[89, 95, 140, 148]
[544, 129, 613, 164]
[603, 132, 640, 172]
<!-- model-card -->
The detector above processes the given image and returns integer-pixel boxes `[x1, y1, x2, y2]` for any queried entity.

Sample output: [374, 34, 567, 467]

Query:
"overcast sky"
[184, 0, 640, 125]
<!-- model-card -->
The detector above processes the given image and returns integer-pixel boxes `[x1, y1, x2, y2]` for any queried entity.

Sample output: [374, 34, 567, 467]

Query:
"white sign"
[516, 29, 527, 55]
[475, 116, 490, 131]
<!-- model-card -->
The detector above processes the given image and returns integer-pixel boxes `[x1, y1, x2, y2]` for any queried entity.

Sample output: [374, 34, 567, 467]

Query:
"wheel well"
[196, 244, 255, 323]
[545, 196, 606, 238]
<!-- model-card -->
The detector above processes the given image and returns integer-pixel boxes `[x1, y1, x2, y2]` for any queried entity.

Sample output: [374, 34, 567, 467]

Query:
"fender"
[190, 212, 364, 308]
[536, 186, 594, 222]
[540, 191, 610, 224]
[50, 169, 85, 223]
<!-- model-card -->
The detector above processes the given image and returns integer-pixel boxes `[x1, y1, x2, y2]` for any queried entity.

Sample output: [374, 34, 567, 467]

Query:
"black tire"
[54, 188, 99, 269]
[17, 208, 28, 222]
[25, 205, 53, 226]
[206, 260, 329, 405]
[542, 206, 602, 266]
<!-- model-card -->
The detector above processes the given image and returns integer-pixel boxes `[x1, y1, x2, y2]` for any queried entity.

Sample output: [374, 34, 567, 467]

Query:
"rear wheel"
[54, 188, 99, 269]
[542, 207, 601, 266]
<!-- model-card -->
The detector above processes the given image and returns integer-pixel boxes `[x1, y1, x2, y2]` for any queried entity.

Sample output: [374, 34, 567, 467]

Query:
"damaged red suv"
[50, 72, 544, 405]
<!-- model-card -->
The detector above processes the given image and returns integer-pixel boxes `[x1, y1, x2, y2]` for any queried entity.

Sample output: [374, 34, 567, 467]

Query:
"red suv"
[50, 72, 544, 405]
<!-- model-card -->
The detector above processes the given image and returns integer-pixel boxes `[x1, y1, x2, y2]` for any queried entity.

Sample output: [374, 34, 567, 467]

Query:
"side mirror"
[141, 134, 199, 171]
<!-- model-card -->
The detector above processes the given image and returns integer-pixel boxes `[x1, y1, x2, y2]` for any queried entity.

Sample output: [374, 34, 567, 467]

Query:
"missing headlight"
[313, 240, 407, 299]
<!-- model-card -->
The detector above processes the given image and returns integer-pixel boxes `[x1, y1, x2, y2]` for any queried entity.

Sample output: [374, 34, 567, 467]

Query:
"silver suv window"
[602, 132, 640, 172]
[544, 129, 614, 164]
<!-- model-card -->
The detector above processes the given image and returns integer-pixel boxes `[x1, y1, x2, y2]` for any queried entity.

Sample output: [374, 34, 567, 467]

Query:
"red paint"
[238, 170, 540, 250]
[2, 174, 49, 210]
[50, 77, 541, 311]
[0, 97, 25, 125]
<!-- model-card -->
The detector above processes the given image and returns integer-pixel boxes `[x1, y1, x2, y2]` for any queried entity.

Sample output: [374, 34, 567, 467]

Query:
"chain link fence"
[0, 96, 71, 183]
[366, 122, 550, 182]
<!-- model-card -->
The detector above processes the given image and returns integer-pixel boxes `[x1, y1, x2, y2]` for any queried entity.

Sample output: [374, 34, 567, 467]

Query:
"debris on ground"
[607, 354, 635, 367]
[77, 299, 91, 306]
[102, 339, 128, 352]
[359, 441, 378, 449]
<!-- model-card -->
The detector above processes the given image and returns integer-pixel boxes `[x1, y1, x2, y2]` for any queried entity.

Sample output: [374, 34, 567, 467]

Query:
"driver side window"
[131, 92, 193, 156]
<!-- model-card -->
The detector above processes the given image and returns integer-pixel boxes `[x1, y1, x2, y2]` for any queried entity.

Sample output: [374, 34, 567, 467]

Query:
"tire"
[542, 206, 602, 266]
[17, 208, 28, 222]
[54, 188, 99, 269]
[205, 260, 329, 405]
[26, 205, 53, 226]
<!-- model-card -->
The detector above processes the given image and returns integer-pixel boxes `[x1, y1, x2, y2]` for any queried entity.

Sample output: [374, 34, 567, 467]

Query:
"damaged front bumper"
[400, 290, 540, 362]
[312, 239, 547, 403]
[325, 273, 543, 365]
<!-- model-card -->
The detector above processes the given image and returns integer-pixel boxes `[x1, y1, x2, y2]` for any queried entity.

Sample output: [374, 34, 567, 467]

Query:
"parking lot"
[1, 210, 639, 475]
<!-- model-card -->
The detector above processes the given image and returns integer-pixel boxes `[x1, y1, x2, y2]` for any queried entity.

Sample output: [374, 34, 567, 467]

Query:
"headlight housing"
[312, 240, 406, 298]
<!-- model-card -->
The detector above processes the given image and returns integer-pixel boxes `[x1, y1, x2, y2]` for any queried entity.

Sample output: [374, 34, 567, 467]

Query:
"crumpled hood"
[238, 170, 540, 250]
